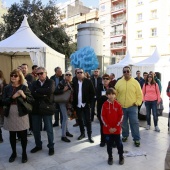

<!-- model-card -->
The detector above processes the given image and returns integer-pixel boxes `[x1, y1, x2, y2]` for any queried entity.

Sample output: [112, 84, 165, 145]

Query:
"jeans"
[91, 98, 97, 121]
[76, 104, 92, 137]
[105, 134, 123, 157]
[54, 103, 63, 125]
[122, 106, 140, 141]
[145, 100, 158, 127]
[32, 115, 54, 148]
[97, 114, 105, 144]
[59, 103, 68, 137]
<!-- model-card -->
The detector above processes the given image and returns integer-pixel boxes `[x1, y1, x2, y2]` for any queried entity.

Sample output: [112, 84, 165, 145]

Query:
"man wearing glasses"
[73, 69, 95, 143]
[31, 67, 55, 156]
[115, 66, 142, 147]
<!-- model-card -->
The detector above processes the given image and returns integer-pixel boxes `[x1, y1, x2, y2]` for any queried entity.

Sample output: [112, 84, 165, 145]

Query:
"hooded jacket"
[115, 77, 142, 108]
[101, 100, 123, 134]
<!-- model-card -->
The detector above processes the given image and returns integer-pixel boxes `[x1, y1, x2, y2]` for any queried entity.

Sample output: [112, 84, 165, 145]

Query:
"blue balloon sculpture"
[70, 46, 99, 73]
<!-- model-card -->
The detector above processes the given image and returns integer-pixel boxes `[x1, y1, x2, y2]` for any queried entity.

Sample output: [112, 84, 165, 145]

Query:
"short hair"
[106, 88, 116, 96]
[102, 73, 110, 79]
[10, 69, 25, 85]
[65, 71, 72, 75]
[37, 67, 47, 73]
[54, 67, 61, 72]
[110, 73, 115, 77]
[136, 70, 140, 74]
[123, 66, 131, 71]
[143, 72, 148, 75]
[32, 65, 38, 70]
[21, 63, 28, 67]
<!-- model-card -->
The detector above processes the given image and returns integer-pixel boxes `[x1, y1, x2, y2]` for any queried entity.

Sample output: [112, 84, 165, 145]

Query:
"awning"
[110, 36, 123, 43]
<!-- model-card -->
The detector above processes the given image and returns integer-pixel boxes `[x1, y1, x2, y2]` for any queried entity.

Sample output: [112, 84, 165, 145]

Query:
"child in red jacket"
[101, 88, 124, 165]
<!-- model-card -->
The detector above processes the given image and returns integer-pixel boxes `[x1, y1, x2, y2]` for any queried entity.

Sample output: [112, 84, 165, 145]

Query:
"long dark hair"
[145, 74, 156, 85]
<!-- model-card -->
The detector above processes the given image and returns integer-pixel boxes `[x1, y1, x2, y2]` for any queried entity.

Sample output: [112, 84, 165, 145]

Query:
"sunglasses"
[37, 72, 44, 76]
[123, 70, 130, 73]
[103, 78, 109, 80]
[77, 72, 83, 74]
[65, 74, 72, 76]
[10, 74, 18, 78]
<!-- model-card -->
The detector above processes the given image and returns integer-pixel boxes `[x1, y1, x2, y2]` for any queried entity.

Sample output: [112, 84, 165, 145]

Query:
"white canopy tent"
[132, 48, 170, 112]
[0, 15, 65, 82]
[106, 51, 135, 78]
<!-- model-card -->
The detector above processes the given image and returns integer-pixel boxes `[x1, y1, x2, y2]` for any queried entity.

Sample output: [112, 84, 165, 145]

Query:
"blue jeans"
[59, 103, 68, 137]
[145, 100, 158, 127]
[54, 103, 63, 125]
[32, 115, 54, 148]
[122, 106, 140, 141]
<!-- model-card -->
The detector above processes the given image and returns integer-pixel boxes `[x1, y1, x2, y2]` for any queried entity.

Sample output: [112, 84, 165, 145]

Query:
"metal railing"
[110, 30, 126, 36]
[111, 5, 126, 12]
[111, 18, 126, 24]
[110, 43, 126, 48]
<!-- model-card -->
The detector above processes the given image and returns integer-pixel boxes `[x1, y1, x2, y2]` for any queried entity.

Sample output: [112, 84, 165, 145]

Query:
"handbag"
[54, 90, 71, 103]
[39, 100, 55, 115]
[139, 102, 146, 115]
[17, 97, 32, 114]
[157, 98, 164, 116]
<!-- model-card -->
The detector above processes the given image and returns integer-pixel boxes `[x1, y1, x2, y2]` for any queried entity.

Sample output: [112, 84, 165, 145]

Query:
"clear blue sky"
[4, 0, 99, 8]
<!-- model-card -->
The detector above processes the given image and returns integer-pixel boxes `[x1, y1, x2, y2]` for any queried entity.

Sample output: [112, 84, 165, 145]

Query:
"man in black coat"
[30, 67, 55, 156]
[73, 68, 95, 143]
[90, 69, 102, 121]
[50, 67, 64, 127]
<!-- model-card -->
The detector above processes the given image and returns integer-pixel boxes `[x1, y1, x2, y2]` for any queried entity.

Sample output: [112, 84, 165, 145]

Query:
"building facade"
[57, 0, 99, 42]
[99, 0, 127, 64]
[127, 0, 170, 60]
[0, 0, 7, 23]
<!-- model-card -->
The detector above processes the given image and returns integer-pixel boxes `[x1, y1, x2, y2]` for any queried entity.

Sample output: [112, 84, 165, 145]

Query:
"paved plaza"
[0, 115, 169, 170]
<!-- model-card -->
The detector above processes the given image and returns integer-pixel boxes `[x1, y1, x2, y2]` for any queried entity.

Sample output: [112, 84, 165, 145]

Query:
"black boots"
[77, 134, 85, 140]
[119, 155, 124, 165]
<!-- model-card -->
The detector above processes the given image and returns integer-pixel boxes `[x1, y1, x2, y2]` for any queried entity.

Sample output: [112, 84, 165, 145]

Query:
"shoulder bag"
[54, 90, 71, 103]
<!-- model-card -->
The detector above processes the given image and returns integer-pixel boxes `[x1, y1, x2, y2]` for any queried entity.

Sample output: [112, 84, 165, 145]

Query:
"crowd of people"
[0, 64, 169, 167]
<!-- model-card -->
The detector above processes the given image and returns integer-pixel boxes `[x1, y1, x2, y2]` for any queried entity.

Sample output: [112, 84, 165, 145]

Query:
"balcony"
[110, 30, 126, 36]
[111, 18, 126, 25]
[111, 5, 126, 15]
[110, 43, 126, 50]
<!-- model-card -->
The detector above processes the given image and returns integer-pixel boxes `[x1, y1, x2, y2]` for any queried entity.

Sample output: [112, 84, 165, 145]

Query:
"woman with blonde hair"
[2, 69, 34, 163]
[54, 71, 74, 142]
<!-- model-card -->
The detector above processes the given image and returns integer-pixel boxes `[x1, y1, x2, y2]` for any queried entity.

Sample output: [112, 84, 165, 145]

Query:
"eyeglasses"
[77, 72, 83, 74]
[10, 74, 18, 78]
[94, 71, 98, 72]
[103, 78, 109, 80]
[65, 74, 72, 76]
[123, 70, 130, 74]
[37, 72, 44, 76]
[148, 76, 152, 78]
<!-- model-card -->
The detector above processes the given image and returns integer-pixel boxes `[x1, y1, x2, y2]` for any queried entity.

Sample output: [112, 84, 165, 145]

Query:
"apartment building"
[127, 0, 170, 60]
[99, 0, 127, 63]
[0, 0, 7, 23]
[57, 0, 99, 42]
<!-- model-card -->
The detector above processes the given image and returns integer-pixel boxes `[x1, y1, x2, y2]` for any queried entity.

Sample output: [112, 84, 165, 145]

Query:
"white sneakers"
[146, 125, 160, 132]
[146, 125, 150, 130]
[155, 126, 160, 132]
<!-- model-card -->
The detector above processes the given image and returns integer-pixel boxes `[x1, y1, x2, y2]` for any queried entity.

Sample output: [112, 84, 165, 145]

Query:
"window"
[100, 16, 105, 24]
[151, 10, 157, 19]
[151, 28, 157, 36]
[137, 47, 142, 54]
[150, 46, 156, 53]
[137, 13, 142, 21]
[100, 5, 105, 12]
[137, 0, 143, 5]
[137, 30, 142, 38]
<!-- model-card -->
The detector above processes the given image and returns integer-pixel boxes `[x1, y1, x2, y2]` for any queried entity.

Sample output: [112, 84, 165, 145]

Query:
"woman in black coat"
[2, 69, 34, 163]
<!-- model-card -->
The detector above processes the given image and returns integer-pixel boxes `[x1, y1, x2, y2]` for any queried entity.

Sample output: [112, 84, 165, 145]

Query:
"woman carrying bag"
[54, 71, 74, 142]
[2, 69, 34, 163]
[142, 73, 161, 132]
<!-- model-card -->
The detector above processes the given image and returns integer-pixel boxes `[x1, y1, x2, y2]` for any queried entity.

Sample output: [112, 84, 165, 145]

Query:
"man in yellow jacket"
[115, 66, 142, 147]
